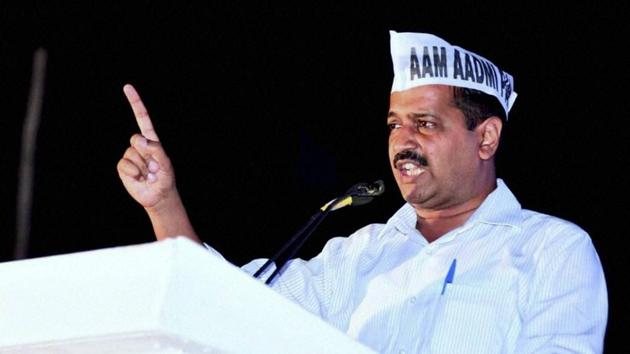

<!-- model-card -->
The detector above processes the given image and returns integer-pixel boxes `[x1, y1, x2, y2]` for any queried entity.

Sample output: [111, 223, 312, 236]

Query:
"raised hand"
[116, 84, 199, 242]
[117, 84, 175, 210]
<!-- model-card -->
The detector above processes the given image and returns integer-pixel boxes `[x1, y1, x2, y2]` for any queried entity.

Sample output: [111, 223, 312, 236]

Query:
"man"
[117, 31, 607, 353]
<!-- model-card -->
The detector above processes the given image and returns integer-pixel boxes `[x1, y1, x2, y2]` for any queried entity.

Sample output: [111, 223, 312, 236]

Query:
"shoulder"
[519, 209, 597, 259]
[319, 223, 390, 258]
[521, 209, 590, 241]
[316, 204, 417, 264]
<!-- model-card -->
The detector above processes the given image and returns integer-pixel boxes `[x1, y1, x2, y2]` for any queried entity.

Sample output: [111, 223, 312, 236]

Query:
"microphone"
[253, 180, 385, 285]
[348, 180, 385, 197]
[321, 180, 385, 211]
[345, 180, 385, 206]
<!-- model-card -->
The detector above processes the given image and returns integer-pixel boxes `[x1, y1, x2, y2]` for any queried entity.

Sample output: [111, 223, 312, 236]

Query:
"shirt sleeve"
[202, 239, 344, 319]
[515, 227, 608, 354]
[239, 236, 355, 319]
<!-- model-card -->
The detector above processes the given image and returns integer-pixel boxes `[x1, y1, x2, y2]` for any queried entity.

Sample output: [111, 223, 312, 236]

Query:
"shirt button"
[425, 248, 434, 255]
[410, 296, 416, 304]
[399, 350, 407, 354]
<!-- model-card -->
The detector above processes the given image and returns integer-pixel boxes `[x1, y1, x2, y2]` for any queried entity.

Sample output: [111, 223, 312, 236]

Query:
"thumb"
[130, 134, 172, 171]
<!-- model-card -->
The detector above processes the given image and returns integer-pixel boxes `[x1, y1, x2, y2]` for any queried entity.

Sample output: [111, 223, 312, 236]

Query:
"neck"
[415, 179, 496, 243]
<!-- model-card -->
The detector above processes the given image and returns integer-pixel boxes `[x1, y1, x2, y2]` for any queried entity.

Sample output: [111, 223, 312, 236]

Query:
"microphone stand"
[253, 180, 384, 285]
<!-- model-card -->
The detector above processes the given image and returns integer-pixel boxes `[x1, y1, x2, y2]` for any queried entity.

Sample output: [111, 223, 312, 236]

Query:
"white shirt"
[211, 179, 608, 353]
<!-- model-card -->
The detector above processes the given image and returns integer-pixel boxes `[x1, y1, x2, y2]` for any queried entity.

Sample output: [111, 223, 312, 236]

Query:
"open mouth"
[396, 161, 425, 177]
[392, 150, 428, 178]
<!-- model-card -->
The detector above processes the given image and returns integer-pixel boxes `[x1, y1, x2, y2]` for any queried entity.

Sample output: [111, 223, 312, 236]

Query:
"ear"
[477, 116, 503, 160]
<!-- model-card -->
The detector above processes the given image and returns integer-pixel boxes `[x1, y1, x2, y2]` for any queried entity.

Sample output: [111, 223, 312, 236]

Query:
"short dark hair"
[452, 87, 506, 130]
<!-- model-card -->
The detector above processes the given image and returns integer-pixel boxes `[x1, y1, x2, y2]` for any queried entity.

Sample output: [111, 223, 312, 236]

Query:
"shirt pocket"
[429, 284, 515, 354]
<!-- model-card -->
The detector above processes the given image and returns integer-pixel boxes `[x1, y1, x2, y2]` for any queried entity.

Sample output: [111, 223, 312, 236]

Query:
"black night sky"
[1, 2, 628, 351]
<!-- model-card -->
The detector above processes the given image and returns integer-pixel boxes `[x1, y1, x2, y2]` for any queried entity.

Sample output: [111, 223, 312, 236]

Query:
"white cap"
[390, 31, 517, 117]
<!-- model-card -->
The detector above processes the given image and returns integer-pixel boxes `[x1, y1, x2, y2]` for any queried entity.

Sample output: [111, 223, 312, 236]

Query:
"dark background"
[1, 2, 628, 351]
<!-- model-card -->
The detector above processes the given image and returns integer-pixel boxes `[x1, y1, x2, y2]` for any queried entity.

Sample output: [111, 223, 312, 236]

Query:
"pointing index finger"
[123, 84, 160, 141]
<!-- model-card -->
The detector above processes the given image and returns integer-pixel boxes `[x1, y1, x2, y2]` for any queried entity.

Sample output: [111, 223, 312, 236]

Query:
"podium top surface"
[0, 237, 375, 354]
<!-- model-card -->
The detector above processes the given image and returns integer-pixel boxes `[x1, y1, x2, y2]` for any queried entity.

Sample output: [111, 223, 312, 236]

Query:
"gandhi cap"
[390, 31, 517, 117]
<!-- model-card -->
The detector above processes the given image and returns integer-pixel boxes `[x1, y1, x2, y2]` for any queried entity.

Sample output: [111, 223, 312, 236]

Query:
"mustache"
[393, 150, 429, 167]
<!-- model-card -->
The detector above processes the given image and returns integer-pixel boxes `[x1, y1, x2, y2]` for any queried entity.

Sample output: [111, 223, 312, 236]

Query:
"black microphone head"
[350, 196, 374, 206]
[365, 180, 385, 196]
[348, 180, 385, 197]
[344, 180, 385, 209]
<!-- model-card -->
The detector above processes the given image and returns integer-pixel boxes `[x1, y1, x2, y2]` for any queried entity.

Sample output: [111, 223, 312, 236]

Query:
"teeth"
[402, 163, 415, 171]
[401, 163, 424, 176]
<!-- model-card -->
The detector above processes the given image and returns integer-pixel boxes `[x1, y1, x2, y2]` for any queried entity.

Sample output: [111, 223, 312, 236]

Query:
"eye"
[416, 120, 437, 130]
[387, 122, 401, 131]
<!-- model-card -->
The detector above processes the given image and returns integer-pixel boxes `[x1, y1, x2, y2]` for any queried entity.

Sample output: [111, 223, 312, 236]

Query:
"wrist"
[145, 188, 182, 216]
[144, 189, 201, 243]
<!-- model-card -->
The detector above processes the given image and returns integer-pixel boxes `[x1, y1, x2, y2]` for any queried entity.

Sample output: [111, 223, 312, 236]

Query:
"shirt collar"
[463, 178, 523, 230]
[388, 178, 523, 237]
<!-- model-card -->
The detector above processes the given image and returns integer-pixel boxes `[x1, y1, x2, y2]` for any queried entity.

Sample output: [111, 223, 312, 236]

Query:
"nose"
[389, 124, 420, 155]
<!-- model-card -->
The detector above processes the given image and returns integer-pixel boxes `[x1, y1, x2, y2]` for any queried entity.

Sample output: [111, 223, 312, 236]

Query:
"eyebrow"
[409, 112, 436, 119]
[387, 111, 437, 119]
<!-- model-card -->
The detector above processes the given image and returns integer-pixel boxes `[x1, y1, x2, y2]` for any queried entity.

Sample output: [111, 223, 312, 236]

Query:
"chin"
[400, 188, 423, 205]
[401, 184, 438, 207]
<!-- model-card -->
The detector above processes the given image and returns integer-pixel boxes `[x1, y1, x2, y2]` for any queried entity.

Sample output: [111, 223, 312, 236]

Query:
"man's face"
[387, 85, 484, 211]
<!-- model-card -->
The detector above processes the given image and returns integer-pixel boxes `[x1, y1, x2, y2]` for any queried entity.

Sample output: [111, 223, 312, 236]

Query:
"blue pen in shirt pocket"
[440, 259, 457, 295]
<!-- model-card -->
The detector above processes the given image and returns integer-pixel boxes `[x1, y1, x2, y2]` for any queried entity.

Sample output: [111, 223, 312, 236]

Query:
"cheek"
[443, 141, 478, 174]
[387, 134, 396, 152]
[387, 139, 397, 161]
[428, 141, 468, 173]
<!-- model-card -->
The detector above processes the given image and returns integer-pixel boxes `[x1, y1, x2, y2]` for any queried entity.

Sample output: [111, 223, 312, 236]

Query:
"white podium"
[0, 237, 375, 353]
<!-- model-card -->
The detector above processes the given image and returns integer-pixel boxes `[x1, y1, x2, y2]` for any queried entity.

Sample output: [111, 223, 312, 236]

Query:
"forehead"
[389, 84, 454, 112]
